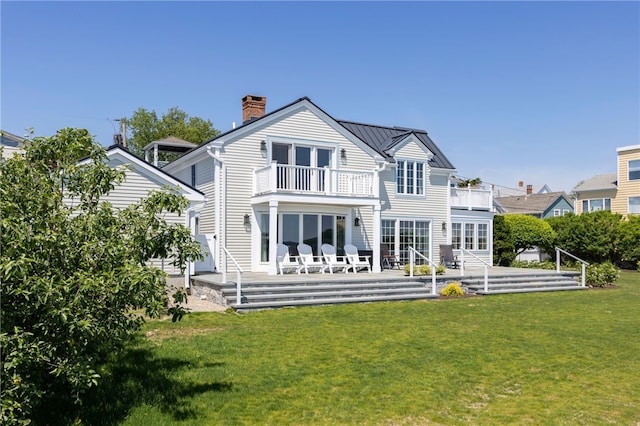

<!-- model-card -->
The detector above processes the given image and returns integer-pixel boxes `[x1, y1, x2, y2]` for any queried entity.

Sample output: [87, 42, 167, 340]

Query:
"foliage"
[493, 214, 515, 266]
[403, 263, 445, 276]
[503, 214, 556, 257]
[637, 261, 640, 272]
[586, 262, 620, 287]
[440, 282, 464, 297]
[546, 211, 639, 267]
[126, 107, 219, 157]
[0, 129, 202, 424]
[510, 260, 556, 270]
[616, 215, 640, 267]
[457, 177, 482, 188]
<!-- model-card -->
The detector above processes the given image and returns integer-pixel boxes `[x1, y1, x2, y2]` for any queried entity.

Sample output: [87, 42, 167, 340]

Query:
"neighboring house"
[573, 145, 640, 217]
[162, 95, 494, 276]
[70, 145, 206, 286]
[494, 192, 574, 218]
[1, 130, 25, 159]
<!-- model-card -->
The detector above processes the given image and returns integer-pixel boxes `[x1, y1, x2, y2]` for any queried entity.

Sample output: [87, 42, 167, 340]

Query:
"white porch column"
[372, 203, 381, 273]
[268, 200, 279, 275]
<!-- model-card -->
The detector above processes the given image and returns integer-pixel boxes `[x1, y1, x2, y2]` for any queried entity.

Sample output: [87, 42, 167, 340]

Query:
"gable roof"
[165, 96, 455, 170]
[573, 173, 617, 192]
[337, 120, 455, 169]
[101, 145, 205, 202]
[495, 192, 573, 215]
[1, 130, 26, 148]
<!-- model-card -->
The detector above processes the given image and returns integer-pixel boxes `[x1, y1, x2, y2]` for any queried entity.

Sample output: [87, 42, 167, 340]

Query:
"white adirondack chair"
[276, 243, 300, 275]
[321, 244, 349, 274]
[297, 243, 325, 274]
[344, 244, 371, 273]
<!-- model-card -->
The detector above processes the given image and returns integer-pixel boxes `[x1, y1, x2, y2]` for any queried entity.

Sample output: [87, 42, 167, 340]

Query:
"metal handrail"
[221, 245, 244, 304]
[555, 247, 588, 287]
[459, 248, 491, 292]
[408, 247, 437, 295]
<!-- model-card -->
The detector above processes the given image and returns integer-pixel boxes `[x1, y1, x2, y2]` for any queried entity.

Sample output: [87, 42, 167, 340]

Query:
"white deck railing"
[408, 247, 438, 295]
[221, 245, 244, 304]
[450, 187, 493, 210]
[555, 247, 588, 287]
[459, 248, 491, 292]
[254, 163, 376, 197]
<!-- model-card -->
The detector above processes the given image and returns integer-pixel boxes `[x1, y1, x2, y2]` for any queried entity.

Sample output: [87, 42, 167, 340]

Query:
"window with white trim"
[478, 223, 488, 250]
[464, 223, 475, 250]
[629, 196, 640, 214]
[451, 223, 462, 249]
[554, 209, 561, 217]
[452, 221, 490, 251]
[381, 218, 430, 264]
[629, 160, 640, 181]
[396, 160, 425, 195]
[582, 198, 611, 212]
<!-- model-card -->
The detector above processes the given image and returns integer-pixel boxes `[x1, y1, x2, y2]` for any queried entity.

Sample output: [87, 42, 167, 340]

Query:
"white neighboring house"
[162, 95, 495, 277]
[1, 130, 26, 159]
[70, 145, 206, 288]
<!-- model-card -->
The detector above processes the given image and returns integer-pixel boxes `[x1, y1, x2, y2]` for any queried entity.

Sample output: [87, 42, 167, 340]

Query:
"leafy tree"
[125, 107, 219, 157]
[617, 215, 640, 267]
[493, 214, 515, 266]
[457, 177, 482, 188]
[546, 211, 623, 264]
[503, 214, 556, 257]
[0, 128, 201, 424]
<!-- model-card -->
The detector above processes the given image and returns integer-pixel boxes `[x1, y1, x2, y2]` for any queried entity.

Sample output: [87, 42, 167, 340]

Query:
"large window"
[582, 198, 611, 212]
[396, 160, 425, 195]
[629, 197, 640, 214]
[382, 219, 430, 264]
[629, 160, 640, 181]
[452, 221, 490, 251]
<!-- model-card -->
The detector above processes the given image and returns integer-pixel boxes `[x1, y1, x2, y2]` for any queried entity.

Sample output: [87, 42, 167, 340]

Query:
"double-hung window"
[629, 160, 640, 181]
[396, 160, 425, 195]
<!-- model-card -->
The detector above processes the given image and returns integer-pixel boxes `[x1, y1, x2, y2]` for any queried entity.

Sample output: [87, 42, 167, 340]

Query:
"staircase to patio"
[462, 270, 584, 295]
[189, 268, 586, 312]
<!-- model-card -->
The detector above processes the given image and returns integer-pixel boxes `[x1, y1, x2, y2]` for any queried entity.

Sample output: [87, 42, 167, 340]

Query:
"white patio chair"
[344, 244, 372, 273]
[276, 243, 300, 275]
[297, 243, 325, 274]
[321, 243, 349, 274]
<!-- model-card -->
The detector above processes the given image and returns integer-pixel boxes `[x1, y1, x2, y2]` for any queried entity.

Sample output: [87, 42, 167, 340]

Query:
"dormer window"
[396, 160, 425, 195]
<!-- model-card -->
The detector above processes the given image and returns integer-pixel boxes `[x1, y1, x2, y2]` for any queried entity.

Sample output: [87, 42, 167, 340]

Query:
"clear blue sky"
[2, 1, 639, 193]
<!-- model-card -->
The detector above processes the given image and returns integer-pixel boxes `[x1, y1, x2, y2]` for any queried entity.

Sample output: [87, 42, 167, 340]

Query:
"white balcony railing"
[450, 187, 493, 210]
[254, 163, 376, 198]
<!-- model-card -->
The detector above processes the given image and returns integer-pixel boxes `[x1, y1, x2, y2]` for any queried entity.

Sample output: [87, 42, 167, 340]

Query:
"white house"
[71, 145, 207, 287]
[162, 95, 494, 277]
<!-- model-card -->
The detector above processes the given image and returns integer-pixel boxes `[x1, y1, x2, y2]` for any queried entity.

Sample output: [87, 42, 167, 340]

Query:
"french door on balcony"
[272, 143, 332, 192]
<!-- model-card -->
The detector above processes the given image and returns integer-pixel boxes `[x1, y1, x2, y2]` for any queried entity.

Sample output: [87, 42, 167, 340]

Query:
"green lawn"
[78, 271, 639, 425]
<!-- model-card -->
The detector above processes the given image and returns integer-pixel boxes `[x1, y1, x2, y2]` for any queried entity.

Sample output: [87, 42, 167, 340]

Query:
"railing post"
[556, 247, 561, 273]
[409, 247, 414, 278]
[237, 271, 242, 305]
[431, 264, 436, 295]
[460, 250, 465, 276]
[270, 162, 277, 192]
[484, 265, 488, 293]
[581, 263, 586, 287]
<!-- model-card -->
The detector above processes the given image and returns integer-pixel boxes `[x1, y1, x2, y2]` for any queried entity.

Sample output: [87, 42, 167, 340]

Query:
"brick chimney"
[526, 184, 533, 195]
[242, 95, 267, 123]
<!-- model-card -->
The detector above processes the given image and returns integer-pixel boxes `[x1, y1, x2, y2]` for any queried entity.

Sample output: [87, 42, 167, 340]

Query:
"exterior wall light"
[354, 217, 360, 227]
[442, 222, 447, 234]
[244, 213, 251, 227]
[260, 140, 267, 158]
[340, 148, 347, 165]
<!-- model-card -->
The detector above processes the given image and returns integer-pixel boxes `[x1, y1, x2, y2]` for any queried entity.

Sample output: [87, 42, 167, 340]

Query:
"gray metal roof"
[573, 173, 617, 192]
[337, 120, 455, 169]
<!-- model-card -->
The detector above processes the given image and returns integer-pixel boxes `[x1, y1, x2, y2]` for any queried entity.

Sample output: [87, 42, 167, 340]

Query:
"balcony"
[450, 187, 494, 211]
[254, 163, 377, 198]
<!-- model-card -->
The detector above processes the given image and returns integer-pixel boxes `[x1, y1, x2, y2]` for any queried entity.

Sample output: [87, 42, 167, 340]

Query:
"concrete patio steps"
[463, 271, 585, 295]
[221, 280, 440, 311]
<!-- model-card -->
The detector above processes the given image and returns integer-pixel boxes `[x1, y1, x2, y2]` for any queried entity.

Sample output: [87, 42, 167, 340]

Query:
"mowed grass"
[80, 271, 640, 425]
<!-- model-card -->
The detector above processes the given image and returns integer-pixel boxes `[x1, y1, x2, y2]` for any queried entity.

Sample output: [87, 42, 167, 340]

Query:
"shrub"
[586, 262, 620, 287]
[637, 260, 640, 272]
[440, 282, 464, 297]
[403, 264, 446, 276]
[510, 260, 556, 270]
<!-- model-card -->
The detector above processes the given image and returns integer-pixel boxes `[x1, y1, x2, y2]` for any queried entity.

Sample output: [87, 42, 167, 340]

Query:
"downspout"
[206, 146, 225, 281]
[183, 201, 206, 290]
